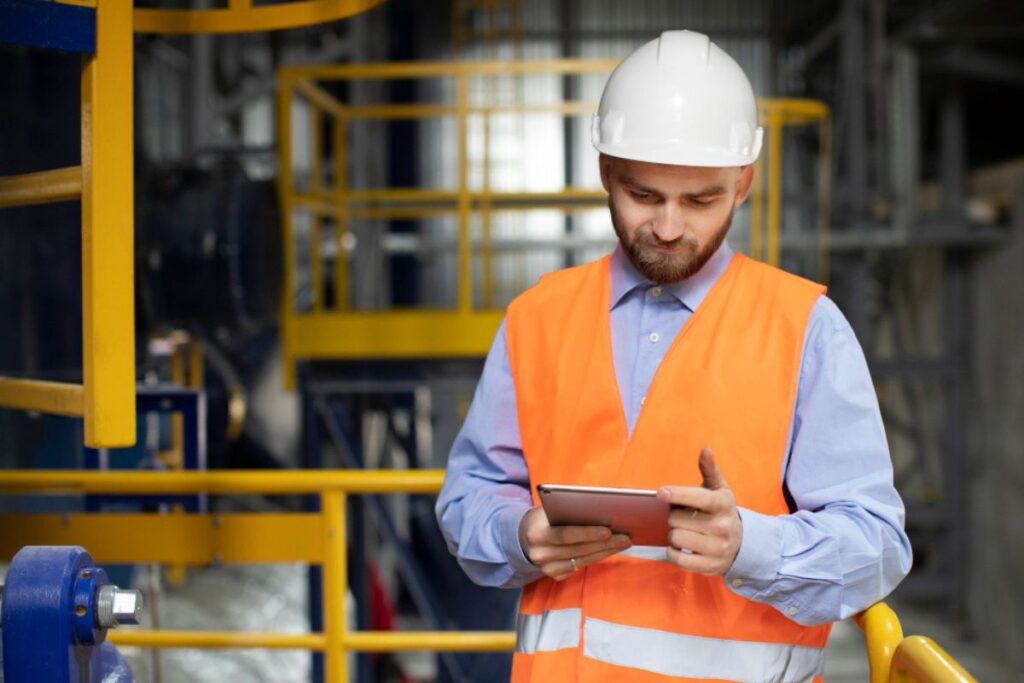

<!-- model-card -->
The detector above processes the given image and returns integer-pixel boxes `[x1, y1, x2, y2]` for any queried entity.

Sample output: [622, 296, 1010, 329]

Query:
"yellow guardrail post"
[456, 70, 472, 313]
[81, 0, 136, 448]
[322, 489, 348, 683]
[856, 603, 905, 683]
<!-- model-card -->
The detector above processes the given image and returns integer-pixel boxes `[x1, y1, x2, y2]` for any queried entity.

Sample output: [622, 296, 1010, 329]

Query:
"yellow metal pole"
[0, 167, 82, 208]
[321, 490, 348, 683]
[481, 110, 493, 309]
[456, 72, 472, 312]
[855, 603, 904, 683]
[0, 469, 445, 494]
[333, 115, 350, 310]
[0, 379, 84, 416]
[890, 636, 978, 683]
[750, 149, 764, 261]
[817, 115, 832, 284]
[111, 630, 326, 650]
[766, 109, 783, 267]
[278, 78, 298, 390]
[310, 104, 324, 313]
[81, 0, 136, 448]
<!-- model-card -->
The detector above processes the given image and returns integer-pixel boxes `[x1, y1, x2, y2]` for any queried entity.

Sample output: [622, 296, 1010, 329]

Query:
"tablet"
[537, 483, 671, 547]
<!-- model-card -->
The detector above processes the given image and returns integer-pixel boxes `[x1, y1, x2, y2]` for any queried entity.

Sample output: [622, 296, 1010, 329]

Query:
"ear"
[599, 154, 614, 193]
[733, 164, 754, 207]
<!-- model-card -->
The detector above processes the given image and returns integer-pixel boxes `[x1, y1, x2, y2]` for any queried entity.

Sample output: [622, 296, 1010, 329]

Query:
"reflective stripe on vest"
[619, 545, 672, 562]
[515, 608, 581, 654]
[583, 617, 825, 682]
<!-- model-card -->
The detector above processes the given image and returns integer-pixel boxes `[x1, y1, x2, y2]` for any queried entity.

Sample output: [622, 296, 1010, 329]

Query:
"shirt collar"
[609, 239, 734, 312]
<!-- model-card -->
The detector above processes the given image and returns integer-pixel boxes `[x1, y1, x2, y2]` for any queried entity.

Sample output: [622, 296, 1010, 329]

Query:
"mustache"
[633, 228, 699, 250]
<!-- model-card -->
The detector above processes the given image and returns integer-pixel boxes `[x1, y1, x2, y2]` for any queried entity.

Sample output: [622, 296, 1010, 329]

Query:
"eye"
[630, 191, 654, 202]
[690, 197, 716, 208]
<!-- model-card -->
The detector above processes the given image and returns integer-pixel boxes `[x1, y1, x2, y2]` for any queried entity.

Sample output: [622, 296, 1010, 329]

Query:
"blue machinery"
[1, 546, 143, 682]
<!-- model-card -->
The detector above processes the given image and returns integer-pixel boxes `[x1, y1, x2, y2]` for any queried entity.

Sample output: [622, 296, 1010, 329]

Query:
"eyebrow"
[620, 176, 727, 199]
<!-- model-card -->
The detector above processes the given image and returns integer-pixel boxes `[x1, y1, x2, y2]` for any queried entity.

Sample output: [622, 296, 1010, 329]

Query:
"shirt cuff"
[498, 504, 542, 576]
[724, 507, 783, 595]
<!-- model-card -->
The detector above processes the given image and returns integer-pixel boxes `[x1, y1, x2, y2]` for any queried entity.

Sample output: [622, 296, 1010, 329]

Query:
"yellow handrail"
[0, 472, 978, 682]
[277, 62, 832, 380]
[856, 603, 978, 683]
[0, 469, 507, 683]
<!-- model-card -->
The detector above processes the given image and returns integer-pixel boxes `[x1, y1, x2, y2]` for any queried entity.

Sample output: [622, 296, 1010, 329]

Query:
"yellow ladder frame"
[0, 0, 136, 448]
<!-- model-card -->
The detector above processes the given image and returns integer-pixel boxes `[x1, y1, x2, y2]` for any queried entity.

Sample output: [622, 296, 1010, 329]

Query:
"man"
[436, 30, 911, 682]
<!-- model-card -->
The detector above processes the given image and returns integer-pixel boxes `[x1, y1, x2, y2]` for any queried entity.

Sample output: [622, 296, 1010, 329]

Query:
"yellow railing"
[0, 471, 980, 682]
[0, 469, 514, 683]
[857, 603, 978, 683]
[277, 60, 832, 381]
[0, 0, 135, 448]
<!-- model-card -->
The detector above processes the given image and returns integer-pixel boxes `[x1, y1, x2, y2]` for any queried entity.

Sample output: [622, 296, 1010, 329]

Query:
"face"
[600, 155, 754, 284]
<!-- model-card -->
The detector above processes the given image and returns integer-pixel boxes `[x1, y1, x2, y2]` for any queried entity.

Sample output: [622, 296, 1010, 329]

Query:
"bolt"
[95, 585, 143, 628]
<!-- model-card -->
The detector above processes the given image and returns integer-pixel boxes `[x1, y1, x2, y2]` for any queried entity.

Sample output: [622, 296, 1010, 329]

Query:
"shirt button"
[640, 396, 646, 407]
[788, 606, 798, 616]
[731, 578, 743, 587]
[649, 332, 660, 343]
[651, 287, 662, 298]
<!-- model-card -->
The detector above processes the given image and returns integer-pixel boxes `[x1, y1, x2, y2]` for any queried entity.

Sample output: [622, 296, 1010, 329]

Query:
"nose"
[651, 203, 688, 242]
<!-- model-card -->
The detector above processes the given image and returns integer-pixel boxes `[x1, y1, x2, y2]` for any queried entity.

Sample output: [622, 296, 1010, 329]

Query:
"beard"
[610, 198, 734, 285]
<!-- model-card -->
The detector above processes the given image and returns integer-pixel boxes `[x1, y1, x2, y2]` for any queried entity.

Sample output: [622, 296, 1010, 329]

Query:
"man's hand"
[519, 506, 632, 581]
[658, 448, 743, 576]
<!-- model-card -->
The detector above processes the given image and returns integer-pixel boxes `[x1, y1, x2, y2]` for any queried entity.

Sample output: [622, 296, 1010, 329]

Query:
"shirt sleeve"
[435, 320, 544, 589]
[724, 296, 913, 626]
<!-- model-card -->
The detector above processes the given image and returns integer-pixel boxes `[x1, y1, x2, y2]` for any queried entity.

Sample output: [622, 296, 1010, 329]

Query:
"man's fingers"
[547, 524, 613, 545]
[529, 535, 631, 564]
[548, 546, 625, 581]
[668, 527, 715, 556]
[657, 485, 721, 513]
[666, 547, 721, 574]
[698, 448, 728, 490]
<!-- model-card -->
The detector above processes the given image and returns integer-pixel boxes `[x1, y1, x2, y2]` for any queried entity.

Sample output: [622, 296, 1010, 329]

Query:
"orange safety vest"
[504, 252, 831, 682]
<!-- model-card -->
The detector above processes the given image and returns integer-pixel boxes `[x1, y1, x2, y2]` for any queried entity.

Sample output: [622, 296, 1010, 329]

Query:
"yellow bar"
[332, 117, 350, 310]
[456, 72, 471, 312]
[343, 631, 517, 651]
[766, 109, 782, 267]
[339, 101, 598, 120]
[133, 0, 385, 34]
[817, 116, 832, 284]
[855, 603, 904, 683]
[279, 58, 619, 81]
[481, 111, 493, 308]
[0, 378, 84, 416]
[891, 636, 978, 683]
[310, 105, 324, 313]
[0, 166, 82, 208]
[278, 80, 297, 390]
[110, 630, 326, 650]
[749, 153, 764, 260]
[107, 630, 517, 652]
[0, 512, 322, 564]
[293, 78, 345, 119]
[295, 187, 607, 205]
[81, 0, 136, 448]
[291, 310, 504, 358]
[322, 490, 347, 683]
[0, 469, 445, 494]
[228, 0, 250, 10]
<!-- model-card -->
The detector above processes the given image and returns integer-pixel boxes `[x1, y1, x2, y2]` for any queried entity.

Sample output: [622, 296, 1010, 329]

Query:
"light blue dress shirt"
[436, 240, 912, 627]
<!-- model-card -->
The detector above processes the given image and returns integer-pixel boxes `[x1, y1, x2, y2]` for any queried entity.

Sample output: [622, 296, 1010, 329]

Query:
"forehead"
[609, 157, 737, 192]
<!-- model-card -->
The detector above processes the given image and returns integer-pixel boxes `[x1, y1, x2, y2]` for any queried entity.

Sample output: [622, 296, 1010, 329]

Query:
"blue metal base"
[1, 546, 134, 683]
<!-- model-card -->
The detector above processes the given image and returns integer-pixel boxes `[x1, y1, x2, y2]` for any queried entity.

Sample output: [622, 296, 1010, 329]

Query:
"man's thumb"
[698, 447, 727, 490]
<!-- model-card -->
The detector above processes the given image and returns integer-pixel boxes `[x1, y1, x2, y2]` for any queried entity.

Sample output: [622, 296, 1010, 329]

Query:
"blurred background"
[0, 0, 1022, 681]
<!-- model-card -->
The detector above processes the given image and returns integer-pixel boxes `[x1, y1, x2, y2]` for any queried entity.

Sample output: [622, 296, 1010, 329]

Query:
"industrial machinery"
[0, 545, 143, 682]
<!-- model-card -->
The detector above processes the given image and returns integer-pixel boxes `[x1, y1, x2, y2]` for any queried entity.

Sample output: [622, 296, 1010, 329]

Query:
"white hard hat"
[592, 30, 763, 167]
